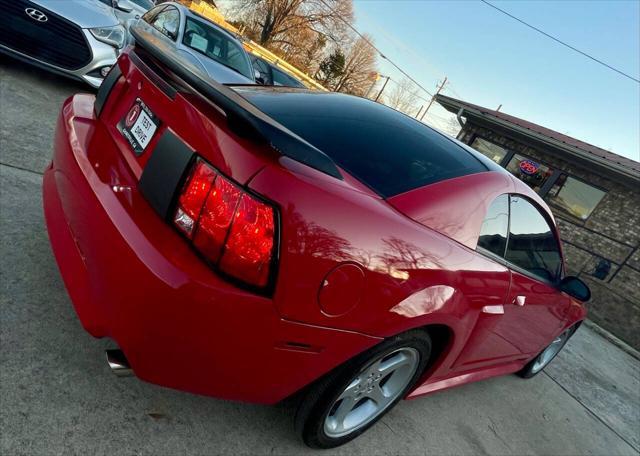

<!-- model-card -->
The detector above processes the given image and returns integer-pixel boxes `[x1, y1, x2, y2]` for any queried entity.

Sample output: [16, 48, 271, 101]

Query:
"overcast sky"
[353, 0, 640, 161]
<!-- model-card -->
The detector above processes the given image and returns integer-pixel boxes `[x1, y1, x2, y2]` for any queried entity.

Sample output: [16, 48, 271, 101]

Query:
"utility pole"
[415, 105, 424, 119]
[420, 76, 447, 121]
[374, 76, 390, 102]
[364, 72, 382, 99]
[364, 79, 377, 99]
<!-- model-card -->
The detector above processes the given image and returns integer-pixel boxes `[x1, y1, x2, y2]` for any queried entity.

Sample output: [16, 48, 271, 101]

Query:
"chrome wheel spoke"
[373, 352, 412, 377]
[340, 377, 361, 399]
[367, 384, 389, 406]
[327, 396, 356, 434]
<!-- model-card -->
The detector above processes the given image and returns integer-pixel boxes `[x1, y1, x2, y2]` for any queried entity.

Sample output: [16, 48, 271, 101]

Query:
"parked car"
[110, 0, 155, 31]
[0, 0, 135, 88]
[132, 2, 255, 84]
[111, 0, 155, 21]
[250, 54, 307, 88]
[43, 25, 590, 449]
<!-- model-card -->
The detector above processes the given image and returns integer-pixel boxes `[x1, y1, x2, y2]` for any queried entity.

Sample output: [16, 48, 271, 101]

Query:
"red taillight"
[220, 193, 275, 287]
[174, 161, 216, 238]
[193, 175, 242, 263]
[173, 159, 277, 289]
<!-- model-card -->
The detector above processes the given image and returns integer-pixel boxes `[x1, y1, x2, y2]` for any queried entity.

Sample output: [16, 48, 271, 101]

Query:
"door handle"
[514, 296, 526, 306]
[482, 305, 504, 314]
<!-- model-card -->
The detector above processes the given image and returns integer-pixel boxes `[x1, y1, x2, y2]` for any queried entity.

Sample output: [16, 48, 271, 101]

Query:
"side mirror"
[254, 70, 265, 85]
[163, 21, 178, 40]
[559, 276, 591, 302]
[113, 0, 134, 13]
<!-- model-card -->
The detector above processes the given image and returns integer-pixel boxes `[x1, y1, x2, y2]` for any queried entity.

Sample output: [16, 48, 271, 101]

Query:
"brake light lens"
[173, 159, 277, 288]
[220, 193, 275, 286]
[174, 161, 215, 238]
[193, 175, 242, 263]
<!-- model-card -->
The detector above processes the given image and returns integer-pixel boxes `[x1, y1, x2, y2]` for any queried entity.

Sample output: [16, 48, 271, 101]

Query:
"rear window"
[236, 90, 487, 196]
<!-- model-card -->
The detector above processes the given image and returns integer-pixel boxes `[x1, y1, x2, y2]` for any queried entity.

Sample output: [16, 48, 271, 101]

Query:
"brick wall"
[461, 124, 640, 349]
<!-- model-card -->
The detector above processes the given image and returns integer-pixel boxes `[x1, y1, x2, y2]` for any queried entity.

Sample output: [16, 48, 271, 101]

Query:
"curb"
[584, 319, 640, 362]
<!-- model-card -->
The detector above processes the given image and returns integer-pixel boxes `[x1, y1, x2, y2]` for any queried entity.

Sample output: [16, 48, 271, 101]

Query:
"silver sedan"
[132, 2, 255, 84]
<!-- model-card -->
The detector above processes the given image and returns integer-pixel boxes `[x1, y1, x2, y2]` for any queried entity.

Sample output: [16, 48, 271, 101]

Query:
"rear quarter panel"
[249, 164, 512, 344]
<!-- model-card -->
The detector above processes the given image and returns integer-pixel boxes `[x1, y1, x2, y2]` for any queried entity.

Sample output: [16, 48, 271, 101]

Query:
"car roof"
[233, 86, 499, 197]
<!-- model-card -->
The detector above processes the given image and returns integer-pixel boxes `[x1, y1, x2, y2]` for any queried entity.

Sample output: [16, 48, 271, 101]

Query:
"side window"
[142, 5, 165, 23]
[477, 194, 509, 257]
[506, 196, 562, 282]
[150, 6, 179, 40]
[272, 67, 303, 87]
[251, 57, 272, 84]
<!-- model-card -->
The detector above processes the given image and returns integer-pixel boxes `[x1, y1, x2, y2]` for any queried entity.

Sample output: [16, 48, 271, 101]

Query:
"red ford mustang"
[43, 26, 590, 448]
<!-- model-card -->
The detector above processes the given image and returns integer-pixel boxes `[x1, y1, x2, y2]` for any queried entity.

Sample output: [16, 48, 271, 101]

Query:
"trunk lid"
[95, 50, 271, 186]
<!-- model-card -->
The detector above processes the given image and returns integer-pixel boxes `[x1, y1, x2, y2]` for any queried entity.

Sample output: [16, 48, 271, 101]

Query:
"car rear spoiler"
[128, 25, 342, 179]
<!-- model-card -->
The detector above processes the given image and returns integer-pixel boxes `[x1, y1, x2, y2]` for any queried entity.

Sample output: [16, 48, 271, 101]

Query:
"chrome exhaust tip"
[106, 349, 133, 377]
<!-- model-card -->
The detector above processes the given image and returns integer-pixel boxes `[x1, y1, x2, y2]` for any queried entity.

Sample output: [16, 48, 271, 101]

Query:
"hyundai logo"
[25, 8, 48, 23]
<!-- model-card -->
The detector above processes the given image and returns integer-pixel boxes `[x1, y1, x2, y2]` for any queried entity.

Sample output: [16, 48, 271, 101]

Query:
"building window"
[505, 153, 554, 193]
[470, 137, 509, 164]
[546, 175, 606, 221]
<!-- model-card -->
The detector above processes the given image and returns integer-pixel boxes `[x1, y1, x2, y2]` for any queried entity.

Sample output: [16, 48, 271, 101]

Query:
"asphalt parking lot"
[1, 56, 639, 455]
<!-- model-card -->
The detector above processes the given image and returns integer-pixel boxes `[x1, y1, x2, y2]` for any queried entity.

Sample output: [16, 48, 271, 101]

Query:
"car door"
[453, 193, 569, 370]
[501, 195, 570, 355]
[453, 194, 522, 370]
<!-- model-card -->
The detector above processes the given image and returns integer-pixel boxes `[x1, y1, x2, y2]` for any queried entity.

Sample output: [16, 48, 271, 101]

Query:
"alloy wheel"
[531, 330, 570, 374]
[323, 347, 420, 438]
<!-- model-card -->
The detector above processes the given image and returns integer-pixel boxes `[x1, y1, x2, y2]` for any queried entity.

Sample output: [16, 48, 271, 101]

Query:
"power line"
[383, 77, 432, 103]
[480, 0, 640, 84]
[420, 77, 448, 121]
[317, 0, 434, 97]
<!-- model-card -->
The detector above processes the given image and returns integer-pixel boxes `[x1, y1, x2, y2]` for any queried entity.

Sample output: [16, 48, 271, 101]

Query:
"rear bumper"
[43, 94, 381, 404]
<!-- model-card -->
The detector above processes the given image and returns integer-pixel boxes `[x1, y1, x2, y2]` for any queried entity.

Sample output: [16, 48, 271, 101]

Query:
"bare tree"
[332, 35, 377, 96]
[443, 116, 462, 137]
[230, 0, 353, 47]
[383, 78, 420, 115]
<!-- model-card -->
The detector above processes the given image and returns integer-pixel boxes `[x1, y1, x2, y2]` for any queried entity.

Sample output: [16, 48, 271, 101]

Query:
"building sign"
[519, 159, 540, 176]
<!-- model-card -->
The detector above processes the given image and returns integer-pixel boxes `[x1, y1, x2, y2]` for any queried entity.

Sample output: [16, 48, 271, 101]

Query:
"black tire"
[517, 325, 577, 379]
[295, 330, 431, 449]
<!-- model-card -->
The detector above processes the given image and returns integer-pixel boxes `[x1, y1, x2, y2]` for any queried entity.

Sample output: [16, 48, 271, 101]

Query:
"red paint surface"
[43, 54, 586, 405]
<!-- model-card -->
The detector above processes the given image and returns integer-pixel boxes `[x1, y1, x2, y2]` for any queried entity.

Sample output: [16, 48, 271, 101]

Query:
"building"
[437, 94, 640, 350]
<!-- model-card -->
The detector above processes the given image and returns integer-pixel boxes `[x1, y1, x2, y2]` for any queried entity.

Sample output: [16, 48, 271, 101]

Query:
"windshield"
[182, 17, 252, 79]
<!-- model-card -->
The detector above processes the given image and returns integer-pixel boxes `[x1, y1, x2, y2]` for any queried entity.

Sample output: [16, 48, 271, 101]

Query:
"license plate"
[118, 98, 159, 155]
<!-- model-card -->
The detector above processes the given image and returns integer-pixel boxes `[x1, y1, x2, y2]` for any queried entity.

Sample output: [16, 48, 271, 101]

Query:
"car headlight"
[89, 25, 126, 49]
